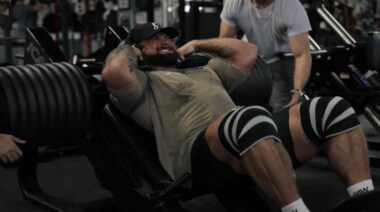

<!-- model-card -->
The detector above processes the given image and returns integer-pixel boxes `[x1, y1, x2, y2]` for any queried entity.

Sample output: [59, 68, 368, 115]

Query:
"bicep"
[288, 32, 310, 57]
[208, 58, 248, 92]
[108, 70, 148, 114]
[102, 60, 141, 94]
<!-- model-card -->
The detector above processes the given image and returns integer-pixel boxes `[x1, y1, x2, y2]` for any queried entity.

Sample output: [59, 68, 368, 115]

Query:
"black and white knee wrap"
[300, 96, 361, 145]
[218, 106, 281, 158]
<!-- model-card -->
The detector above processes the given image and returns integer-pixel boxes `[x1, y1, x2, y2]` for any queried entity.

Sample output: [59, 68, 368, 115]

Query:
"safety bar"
[316, 4, 357, 46]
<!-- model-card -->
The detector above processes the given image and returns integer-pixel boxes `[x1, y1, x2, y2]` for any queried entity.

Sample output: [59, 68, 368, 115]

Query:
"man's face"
[137, 32, 179, 67]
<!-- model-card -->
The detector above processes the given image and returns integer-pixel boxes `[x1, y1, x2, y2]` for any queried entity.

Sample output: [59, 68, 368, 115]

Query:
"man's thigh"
[190, 132, 274, 211]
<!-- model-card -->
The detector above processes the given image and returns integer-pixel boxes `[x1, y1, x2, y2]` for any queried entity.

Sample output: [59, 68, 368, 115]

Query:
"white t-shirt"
[221, 0, 312, 63]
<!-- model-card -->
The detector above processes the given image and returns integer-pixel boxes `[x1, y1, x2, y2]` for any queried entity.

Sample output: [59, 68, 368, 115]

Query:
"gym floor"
[0, 117, 379, 212]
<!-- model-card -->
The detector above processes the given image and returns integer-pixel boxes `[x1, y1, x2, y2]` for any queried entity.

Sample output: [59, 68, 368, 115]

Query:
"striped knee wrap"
[300, 96, 361, 145]
[218, 106, 281, 158]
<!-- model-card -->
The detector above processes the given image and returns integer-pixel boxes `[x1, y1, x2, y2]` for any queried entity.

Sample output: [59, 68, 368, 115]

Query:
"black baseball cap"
[128, 22, 180, 45]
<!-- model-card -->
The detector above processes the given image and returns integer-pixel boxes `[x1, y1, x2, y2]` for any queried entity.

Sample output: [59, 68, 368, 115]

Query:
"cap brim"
[159, 27, 180, 39]
[143, 26, 180, 42]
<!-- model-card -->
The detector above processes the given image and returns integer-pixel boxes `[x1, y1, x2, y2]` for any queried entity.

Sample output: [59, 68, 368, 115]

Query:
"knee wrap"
[300, 96, 361, 145]
[218, 106, 281, 158]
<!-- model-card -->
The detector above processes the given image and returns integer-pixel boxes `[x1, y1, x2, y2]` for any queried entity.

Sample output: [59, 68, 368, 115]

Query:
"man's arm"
[178, 38, 257, 74]
[283, 32, 312, 108]
[219, 21, 237, 38]
[101, 45, 140, 94]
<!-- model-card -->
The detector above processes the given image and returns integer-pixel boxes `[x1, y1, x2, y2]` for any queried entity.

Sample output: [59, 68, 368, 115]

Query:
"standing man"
[219, 0, 312, 112]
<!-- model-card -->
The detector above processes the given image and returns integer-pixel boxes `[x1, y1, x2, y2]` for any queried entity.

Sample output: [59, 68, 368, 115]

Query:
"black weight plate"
[55, 63, 87, 135]
[60, 62, 92, 131]
[2, 66, 31, 138]
[45, 63, 78, 136]
[46, 64, 79, 136]
[19, 65, 50, 139]
[0, 68, 20, 134]
[26, 64, 58, 139]
[11, 65, 41, 138]
[40, 63, 74, 138]
[57, 62, 91, 130]
[230, 56, 272, 106]
[35, 64, 68, 138]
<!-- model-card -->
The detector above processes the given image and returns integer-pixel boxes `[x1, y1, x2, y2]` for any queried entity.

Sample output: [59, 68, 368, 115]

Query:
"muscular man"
[219, 0, 312, 112]
[102, 22, 373, 212]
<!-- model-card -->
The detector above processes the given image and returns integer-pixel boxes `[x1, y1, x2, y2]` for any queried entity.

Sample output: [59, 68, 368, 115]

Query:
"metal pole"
[129, 0, 136, 28]
[162, 0, 168, 26]
[147, 0, 154, 22]
[178, 0, 185, 45]
[60, 0, 69, 57]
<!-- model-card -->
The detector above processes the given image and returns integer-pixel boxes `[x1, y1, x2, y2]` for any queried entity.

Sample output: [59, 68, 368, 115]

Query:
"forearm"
[288, 32, 312, 91]
[293, 53, 311, 90]
[191, 38, 239, 57]
[190, 38, 257, 71]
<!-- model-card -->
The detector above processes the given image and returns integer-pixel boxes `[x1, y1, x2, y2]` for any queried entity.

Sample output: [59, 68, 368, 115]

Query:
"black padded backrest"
[102, 103, 174, 190]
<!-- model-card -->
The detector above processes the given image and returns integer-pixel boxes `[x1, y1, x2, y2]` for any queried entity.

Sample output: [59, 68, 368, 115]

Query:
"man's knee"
[218, 105, 281, 158]
[300, 96, 361, 146]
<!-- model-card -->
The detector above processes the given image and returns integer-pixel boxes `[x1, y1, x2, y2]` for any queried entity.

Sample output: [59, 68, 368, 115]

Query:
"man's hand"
[177, 40, 197, 60]
[0, 134, 26, 163]
[282, 90, 301, 109]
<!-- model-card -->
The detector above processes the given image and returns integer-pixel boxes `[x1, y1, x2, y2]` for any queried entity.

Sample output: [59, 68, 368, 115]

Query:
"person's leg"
[205, 106, 309, 211]
[268, 59, 295, 112]
[191, 130, 274, 212]
[324, 128, 373, 197]
[241, 140, 299, 207]
[287, 96, 374, 197]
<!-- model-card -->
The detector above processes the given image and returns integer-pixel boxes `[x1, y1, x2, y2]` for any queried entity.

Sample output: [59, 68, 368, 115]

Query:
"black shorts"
[191, 130, 252, 194]
[272, 108, 302, 169]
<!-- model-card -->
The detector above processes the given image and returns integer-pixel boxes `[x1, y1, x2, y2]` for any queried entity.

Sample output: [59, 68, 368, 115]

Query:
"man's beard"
[143, 51, 179, 67]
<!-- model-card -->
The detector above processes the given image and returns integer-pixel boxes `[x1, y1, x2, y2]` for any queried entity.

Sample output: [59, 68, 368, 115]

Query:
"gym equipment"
[180, 0, 223, 44]
[24, 28, 68, 64]
[72, 25, 129, 75]
[330, 189, 380, 212]
[0, 62, 92, 211]
[229, 56, 272, 107]
[87, 104, 193, 211]
[367, 31, 380, 71]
